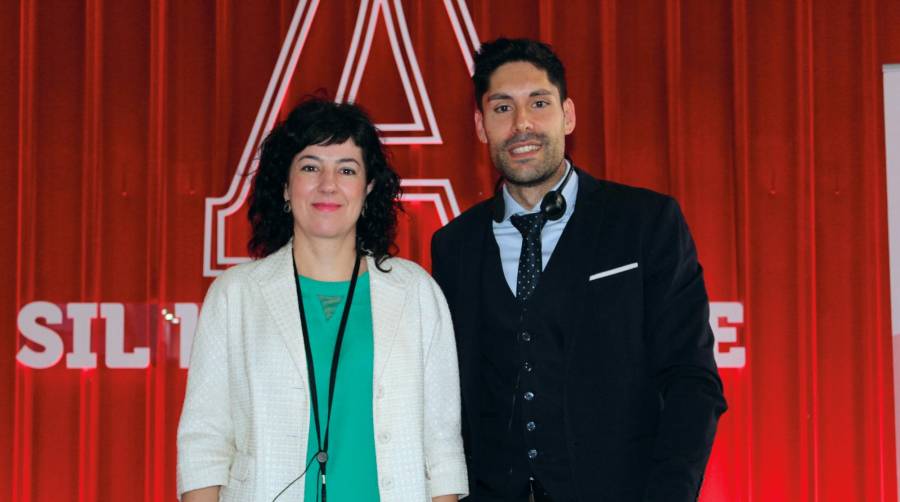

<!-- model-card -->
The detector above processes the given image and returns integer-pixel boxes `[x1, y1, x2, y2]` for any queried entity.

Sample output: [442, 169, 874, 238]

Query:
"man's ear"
[474, 109, 488, 143]
[563, 98, 576, 135]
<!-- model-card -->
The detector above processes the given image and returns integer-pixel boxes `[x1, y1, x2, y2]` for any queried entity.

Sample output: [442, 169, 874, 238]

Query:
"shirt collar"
[499, 160, 578, 222]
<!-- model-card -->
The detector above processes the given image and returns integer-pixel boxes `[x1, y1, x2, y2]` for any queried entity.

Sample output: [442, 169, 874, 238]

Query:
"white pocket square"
[589, 262, 638, 281]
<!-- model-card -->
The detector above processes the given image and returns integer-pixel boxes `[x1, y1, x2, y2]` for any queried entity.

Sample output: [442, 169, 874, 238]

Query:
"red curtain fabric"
[3, 0, 900, 500]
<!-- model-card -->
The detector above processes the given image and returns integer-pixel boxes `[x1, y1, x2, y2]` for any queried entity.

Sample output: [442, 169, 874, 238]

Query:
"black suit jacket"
[431, 169, 727, 502]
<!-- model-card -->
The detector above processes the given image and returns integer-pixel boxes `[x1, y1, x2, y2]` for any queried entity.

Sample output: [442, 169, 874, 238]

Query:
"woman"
[177, 98, 467, 502]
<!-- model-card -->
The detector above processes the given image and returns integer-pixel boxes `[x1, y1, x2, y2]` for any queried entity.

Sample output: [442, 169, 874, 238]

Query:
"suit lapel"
[560, 169, 610, 361]
[452, 204, 492, 431]
[455, 206, 493, 354]
[456, 213, 490, 347]
[255, 243, 310, 388]
[368, 256, 406, 381]
[560, 168, 607, 274]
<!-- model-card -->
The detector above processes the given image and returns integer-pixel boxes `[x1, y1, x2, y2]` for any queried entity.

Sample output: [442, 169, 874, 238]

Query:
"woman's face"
[284, 139, 373, 244]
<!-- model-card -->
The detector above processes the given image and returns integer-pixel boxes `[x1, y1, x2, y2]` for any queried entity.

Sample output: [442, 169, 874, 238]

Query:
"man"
[431, 38, 727, 502]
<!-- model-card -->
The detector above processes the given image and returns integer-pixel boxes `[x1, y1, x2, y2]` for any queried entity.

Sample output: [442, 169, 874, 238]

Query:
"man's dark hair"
[472, 38, 567, 110]
[247, 98, 401, 269]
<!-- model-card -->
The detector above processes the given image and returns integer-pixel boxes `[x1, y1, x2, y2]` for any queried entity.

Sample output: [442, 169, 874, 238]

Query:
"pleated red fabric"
[3, 1, 900, 500]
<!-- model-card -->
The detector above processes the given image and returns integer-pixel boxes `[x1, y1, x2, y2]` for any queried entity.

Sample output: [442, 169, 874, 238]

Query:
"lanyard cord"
[291, 250, 361, 502]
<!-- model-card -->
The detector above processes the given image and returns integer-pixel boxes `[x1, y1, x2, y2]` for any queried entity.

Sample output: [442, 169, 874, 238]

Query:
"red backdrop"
[4, 0, 900, 500]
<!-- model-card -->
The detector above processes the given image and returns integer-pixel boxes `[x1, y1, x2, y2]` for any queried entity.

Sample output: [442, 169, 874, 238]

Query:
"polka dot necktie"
[510, 212, 547, 302]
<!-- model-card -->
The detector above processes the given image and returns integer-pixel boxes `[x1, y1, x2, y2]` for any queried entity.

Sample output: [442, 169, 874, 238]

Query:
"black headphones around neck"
[492, 164, 574, 223]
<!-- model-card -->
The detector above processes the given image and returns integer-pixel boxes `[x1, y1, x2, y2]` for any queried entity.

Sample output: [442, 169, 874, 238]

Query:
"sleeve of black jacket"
[430, 229, 452, 299]
[642, 197, 727, 502]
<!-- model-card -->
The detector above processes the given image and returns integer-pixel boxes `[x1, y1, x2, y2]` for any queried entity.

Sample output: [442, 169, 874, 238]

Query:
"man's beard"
[491, 132, 564, 188]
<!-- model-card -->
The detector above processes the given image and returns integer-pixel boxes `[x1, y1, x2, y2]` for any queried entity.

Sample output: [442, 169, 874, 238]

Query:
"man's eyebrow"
[485, 89, 555, 102]
[486, 92, 512, 102]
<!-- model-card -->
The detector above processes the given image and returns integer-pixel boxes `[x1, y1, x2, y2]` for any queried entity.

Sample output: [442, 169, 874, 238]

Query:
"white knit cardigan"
[177, 243, 468, 501]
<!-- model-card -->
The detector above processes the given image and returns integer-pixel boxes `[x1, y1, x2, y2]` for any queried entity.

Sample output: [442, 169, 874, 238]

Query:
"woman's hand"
[181, 486, 220, 502]
[432, 495, 459, 502]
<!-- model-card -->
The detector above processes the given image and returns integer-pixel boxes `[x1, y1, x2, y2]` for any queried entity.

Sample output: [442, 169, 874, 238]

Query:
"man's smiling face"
[475, 61, 575, 188]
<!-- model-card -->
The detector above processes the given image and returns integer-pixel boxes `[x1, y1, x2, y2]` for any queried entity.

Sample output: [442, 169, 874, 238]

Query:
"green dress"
[299, 273, 380, 502]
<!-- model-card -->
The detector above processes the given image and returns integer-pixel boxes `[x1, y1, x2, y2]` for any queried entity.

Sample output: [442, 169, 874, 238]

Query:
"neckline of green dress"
[298, 271, 369, 288]
[298, 272, 369, 321]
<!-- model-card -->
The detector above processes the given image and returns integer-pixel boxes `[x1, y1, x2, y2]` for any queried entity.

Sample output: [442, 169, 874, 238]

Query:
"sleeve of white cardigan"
[419, 273, 470, 499]
[176, 275, 236, 498]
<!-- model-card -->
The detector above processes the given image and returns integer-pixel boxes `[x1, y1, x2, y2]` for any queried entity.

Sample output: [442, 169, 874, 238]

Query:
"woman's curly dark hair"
[247, 98, 401, 270]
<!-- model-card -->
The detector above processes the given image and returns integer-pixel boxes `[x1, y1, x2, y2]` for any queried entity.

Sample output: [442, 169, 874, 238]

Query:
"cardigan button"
[375, 385, 385, 399]
[381, 476, 394, 490]
[378, 431, 392, 444]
